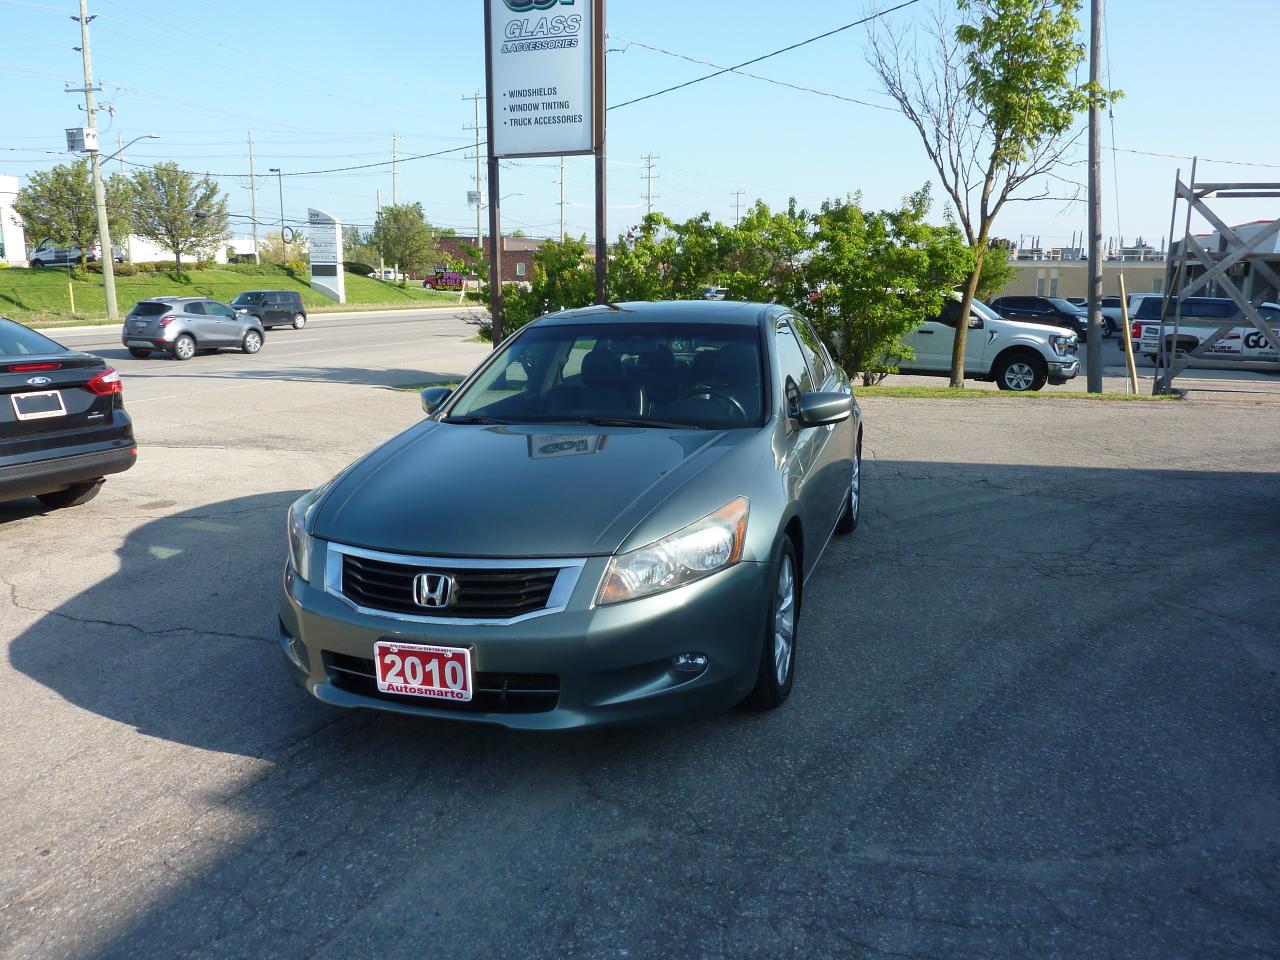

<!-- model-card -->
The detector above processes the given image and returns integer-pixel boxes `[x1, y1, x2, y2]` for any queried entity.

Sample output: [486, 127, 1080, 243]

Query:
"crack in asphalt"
[1, 575, 269, 646]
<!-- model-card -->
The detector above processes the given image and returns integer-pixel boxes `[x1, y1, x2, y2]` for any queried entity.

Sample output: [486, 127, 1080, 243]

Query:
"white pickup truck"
[898, 296, 1079, 391]
[1127, 296, 1280, 366]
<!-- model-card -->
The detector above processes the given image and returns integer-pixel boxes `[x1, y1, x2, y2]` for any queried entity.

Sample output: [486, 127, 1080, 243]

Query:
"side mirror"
[420, 386, 453, 415]
[968, 316, 984, 330]
[796, 391, 852, 427]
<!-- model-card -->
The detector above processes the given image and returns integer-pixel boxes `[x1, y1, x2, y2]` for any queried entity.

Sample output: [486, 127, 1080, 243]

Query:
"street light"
[268, 167, 284, 241]
[100, 132, 157, 165]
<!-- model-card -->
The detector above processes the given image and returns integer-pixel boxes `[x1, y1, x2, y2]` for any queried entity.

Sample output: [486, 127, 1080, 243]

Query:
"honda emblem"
[412, 572, 453, 609]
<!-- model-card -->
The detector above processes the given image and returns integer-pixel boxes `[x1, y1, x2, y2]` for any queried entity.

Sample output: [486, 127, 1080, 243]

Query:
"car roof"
[536, 300, 779, 327]
[238, 289, 296, 295]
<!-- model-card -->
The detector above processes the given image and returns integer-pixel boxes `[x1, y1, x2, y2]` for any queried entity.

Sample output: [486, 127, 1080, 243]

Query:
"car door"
[909, 302, 960, 370]
[774, 319, 827, 571]
[793, 316, 855, 535]
[182, 301, 219, 345]
[264, 293, 286, 326]
[206, 301, 242, 344]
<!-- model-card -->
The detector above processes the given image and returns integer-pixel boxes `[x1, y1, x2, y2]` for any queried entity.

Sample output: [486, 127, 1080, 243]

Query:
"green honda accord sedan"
[278, 300, 863, 729]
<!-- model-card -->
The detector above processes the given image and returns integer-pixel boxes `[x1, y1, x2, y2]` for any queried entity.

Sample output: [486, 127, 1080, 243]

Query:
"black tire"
[994, 352, 1048, 392]
[127, 347, 151, 359]
[172, 334, 196, 361]
[745, 537, 799, 711]
[836, 432, 862, 535]
[1103, 317, 1117, 337]
[30, 260, 45, 269]
[292, 313, 307, 330]
[37, 479, 103, 509]
[242, 329, 263, 354]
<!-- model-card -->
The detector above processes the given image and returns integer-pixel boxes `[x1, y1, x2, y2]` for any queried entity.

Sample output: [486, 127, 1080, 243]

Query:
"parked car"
[28, 238, 124, 268]
[1066, 297, 1087, 307]
[1049, 296, 1124, 334]
[1127, 296, 1280, 366]
[702, 286, 728, 301]
[121, 297, 265, 361]
[368, 269, 404, 282]
[898, 296, 1078, 391]
[989, 295, 1091, 339]
[0, 316, 136, 509]
[279, 300, 862, 728]
[230, 290, 307, 330]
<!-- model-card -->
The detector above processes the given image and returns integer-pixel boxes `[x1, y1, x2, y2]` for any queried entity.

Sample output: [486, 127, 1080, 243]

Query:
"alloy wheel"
[773, 554, 796, 686]
[175, 337, 195, 360]
[1004, 362, 1035, 391]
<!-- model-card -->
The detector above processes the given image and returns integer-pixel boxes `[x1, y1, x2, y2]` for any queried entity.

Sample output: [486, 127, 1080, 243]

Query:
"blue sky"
[3, 0, 1277, 251]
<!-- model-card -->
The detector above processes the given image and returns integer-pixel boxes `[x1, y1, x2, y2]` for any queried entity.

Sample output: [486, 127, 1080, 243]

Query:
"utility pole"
[247, 130, 260, 264]
[558, 155, 566, 240]
[463, 91, 485, 251]
[71, 0, 118, 322]
[115, 132, 125, 176]
[1085, 0, 1104, 392]
[391, 133, 399, 207]
[732, 190, 745, 227]
[268, 168, 284, 258]
[642, 153, 659, 214]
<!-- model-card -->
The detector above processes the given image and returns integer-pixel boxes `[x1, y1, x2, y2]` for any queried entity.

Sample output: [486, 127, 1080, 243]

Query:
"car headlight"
[1050, 334, 1075, 354]
[285, 486, 329, 583]
[597, 498, 749, 606]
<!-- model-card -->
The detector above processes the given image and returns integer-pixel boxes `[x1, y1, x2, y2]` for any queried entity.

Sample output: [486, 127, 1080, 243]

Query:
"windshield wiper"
[441, 415, 513, 425]
[579, 417, 703, 430]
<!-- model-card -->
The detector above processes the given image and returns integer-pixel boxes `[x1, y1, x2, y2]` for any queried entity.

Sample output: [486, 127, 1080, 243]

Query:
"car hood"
[993, 316, 1076, 340]
[311, 422, 752, 558]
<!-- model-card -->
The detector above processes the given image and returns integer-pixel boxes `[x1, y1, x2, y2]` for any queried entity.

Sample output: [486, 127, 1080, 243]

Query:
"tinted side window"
[792, 318, 832, 384]
[775, 323, 813, 417]
[1187, 301, 1233, 319]
[185, 302, 206, 316]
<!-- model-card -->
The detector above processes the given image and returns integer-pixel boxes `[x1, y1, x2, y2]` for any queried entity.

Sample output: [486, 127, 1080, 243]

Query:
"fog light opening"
[671, 652, 709, 674]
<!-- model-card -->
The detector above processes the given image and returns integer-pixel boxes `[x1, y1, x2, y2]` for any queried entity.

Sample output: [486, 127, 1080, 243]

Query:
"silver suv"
[122, 297, 265, 361]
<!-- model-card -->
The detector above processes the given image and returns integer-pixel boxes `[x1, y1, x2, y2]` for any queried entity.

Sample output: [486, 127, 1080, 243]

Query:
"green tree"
[976, 241, 1017, 300]
[795, 187, 973, 386]
[369, 203, 438, 286]
[130, 162, 229, 274]
[467, 236, 595, 341]
[867, 0, 1119, 386]
[718, 200, 813, 305]
[12, 159, 133, 269]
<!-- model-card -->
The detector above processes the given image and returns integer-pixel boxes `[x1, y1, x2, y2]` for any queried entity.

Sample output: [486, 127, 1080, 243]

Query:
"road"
[2, 310, 1278, 959]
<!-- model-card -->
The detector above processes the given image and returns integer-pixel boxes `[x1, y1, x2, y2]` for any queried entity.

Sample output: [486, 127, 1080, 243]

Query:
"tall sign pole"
[482, 0, 504, 345]
[484, 0, 603, 344]
[1085, 0, 1104, 392]
[592, 0, 607, 304]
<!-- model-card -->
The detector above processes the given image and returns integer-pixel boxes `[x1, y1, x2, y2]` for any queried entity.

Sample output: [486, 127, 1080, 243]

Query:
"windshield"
[231, 293, 265, 305]
[445, 321, 765, 429]
[970, 300, 1000, 322]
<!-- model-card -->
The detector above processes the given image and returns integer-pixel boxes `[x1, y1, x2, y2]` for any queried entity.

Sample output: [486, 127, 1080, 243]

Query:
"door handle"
[918, 329, 934, 335]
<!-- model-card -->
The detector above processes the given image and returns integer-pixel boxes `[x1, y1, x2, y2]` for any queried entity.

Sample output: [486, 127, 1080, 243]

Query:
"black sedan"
[0, 317, 136, 509]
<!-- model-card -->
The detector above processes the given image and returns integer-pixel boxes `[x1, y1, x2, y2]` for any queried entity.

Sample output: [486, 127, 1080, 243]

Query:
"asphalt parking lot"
[2, 311, 1278, 959]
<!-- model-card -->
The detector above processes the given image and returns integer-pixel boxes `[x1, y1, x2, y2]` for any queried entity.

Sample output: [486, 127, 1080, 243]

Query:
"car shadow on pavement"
[6, 461, 1280, 959]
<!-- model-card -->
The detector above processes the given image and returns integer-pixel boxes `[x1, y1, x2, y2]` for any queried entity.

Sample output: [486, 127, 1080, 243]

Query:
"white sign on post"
[489, 0, 594, 159]
[308, 208, 345, 304]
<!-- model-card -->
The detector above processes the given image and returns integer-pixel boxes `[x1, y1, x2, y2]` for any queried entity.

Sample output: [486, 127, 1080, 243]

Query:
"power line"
[607, 0, 923, 111]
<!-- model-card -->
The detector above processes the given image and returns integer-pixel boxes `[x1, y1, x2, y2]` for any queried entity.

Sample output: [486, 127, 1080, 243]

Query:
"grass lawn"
[0, 264, 463, 326]
[854, 385, 1180, 401]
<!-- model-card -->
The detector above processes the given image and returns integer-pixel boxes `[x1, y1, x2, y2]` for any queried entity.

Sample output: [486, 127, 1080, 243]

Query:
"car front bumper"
[278, 550, 773, 730]
[1047, 355, 1079, 383]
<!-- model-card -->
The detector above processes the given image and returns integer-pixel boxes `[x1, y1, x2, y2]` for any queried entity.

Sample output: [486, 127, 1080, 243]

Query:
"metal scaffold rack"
[1155, 171, 1280, 393]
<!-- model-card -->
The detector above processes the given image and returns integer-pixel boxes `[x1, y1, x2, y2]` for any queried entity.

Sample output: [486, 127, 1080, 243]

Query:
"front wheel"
[292, 313, 306, 330]
[836, 433, 862, 535]
[745, 538, 799, 711]
[37, 479, 103, 509]
[994, 353, 1047, 392]
[242, 330, 263, 354]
